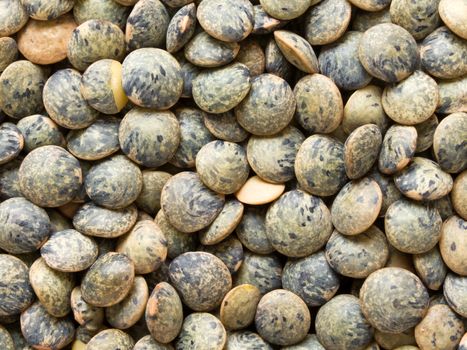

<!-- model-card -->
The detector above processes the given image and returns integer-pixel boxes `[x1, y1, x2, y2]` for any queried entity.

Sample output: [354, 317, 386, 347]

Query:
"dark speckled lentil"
[439, 215, 467, 276]
[16, 114, 65, 152]
[352, 8, 392, 32]
[265, 190, 333, 257]
[161, 171, 225, 233]
[437, 76, 467, 114]
[70, 286, 104, 331]
[22, 0, 74, 20]
[235, 207, 274, 254]
[394, 157, 453, 201]
[134, 335, 174, 350]
[0, 158, 22, 200]
[259, 0, 310, 20]
[413, 246, 448, 291]
[176, 312, 226, 350]
[20, 301, 75, 350]
[86, 329, 135, 350]
[199, 236, 244, 274]
[197, 0, 254, 43]
[236, 39, 265, 77]
[226, 331, 272, 350]
[166, 3, 197, 53]
[378, 125, 418, 175]
[359, 23, 418, 83]
[67, 19, 126, 71]
[122, 48, 182, 109]
[349, 0, 390, 11]
[414, 114, 438, 153]
[220, 284, 261, 330]
[360, 267, 429, 333]
[0, 123, 23, 165]
[282, 251, 340, 307]
[0, 325, 14, 350]
[390, 0, 440, 40]
[0, 37, 18, 73]
[184, 31, 240, 68]
[126, 0, 170, 50]
[119, 107, 180, 167]
[169, 252, 231, 311]
[252, 5, 287, 34]
[43, 69, 99, 129]
[316, 294, 374, 350]
[136, 171, 172, 216]
[0, 254, 34, 317]
[264, 38, 294, 81]
[274, 30, 319, 74]
[192, 63, 251, 114]
[0, 0, 28, 37]
[255, 289, 310, 346]
[0, 60, 47, 119]
[443, 273, 467, 317]
[203, 111, 249, 143]
[73, 0, 131, 29]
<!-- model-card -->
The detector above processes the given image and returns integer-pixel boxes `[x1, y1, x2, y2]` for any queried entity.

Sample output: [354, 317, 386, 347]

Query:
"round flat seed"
[360, 267, 429, 333]
[385, 199, 442, 254]
[0, 60, 47, 119]
[196, 141, 250, 194]
[199, 199, 244, 245]
[316, 295, 374, 350]
[16, 115, 65, 152]
[420, 26, 467, 79]
[325, 226, 389, 278]
[452, 171, 467, 220]
[0, 325, 14, 350]
[394, 157, 453, 201]
[295, 135, 347, 197]
[259, 0, 310, 20]
[413, 246, 448, 290]
[166, 3, 196, 53]
[294, 74, 343, 134]
[378, 125, 417, 175]
[145, 282, 183, 344]
[264, 38, 294, 81]
[359, 23, 418, 82]
[41, 229, 98, 272]
[252, 5, 287, 34]
[443, 273, 467, 317]
[203, 111, 249, 143]
[433, 112, 467, 173]
[192, 63, 251, 114]
[255, 289, 311, 346]
[85, 154, 142, 209]
[235, 207, 274, 255]
[184, 32, 240, 68]
[331, 177, 382, 236]
[136, 171, 171, 216]
[265, 190, 333, 257]
[236, 73, 296, 136]
[122, 48, 183, 109]
[116, 220, 167, 274]
[106, 276, 149, 329]
[226, 331, 272, 350]
[304, 0, 352, 45]
[43, 69, 99, 129]
[161, 171, 225, 233]
[439, 0, 467, 39]
[155, 210, 199, 259]
[197, 0, 254, 42]
[169, 252, 231, 311]
[382, 71, 439, 125]
[437, 76, 467, 114]
[352, 8, 392, 31]
[119, 108, 180, 168]
[319, 31, 372, 91]
[374, 328, 417, 350]
[0, 254, 34, 316]
[67, 117, 120, 161]
[20, 301, 75, 350]
[86, 329, 135, 350]
[70, 286, 104, 330]
[72, 202, 137, 238]
[0, 0, 28, 37]
[176, 53, 202, 98]
[20, 145, 82, 208]
[0, 158, 22, 200]
[67, 19, 126, 71]
[81, 252, 135, 307]
[282, 251, 340, 307]
[134, 335, 174, 350]
[176, 313, 226, 350]
[17, 14, 77, 65]
[344, 124, 382, 179]
[235, 176, 285, 205]
[199, 236, 244, 274]
[236, 39, 266, 77]
[415, 304, 464, 350]
[80, 59, 128, 114]
[439, 215, 467, 276]
[125, 0, 170, 50]
[343, 85, 389, 134]
[73, 0, 131, 29]
[349, 0, 390, 11]
[247, 126, 304, 184]
[274, 30, 319, 73]
[29, 257, 75, 318]
[0, 37, 18, 72]
[22, 0, 74, 20]
[0, 123, 23, 165]
[220, 284, 261, 330]
[415, 114, 438, 153]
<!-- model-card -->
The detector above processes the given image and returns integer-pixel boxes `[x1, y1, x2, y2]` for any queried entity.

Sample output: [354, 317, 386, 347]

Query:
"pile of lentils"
[0, 0, 466, 349]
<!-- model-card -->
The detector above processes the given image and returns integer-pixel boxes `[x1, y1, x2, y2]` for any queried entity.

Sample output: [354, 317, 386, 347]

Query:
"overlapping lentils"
[0, 0, 466, 349]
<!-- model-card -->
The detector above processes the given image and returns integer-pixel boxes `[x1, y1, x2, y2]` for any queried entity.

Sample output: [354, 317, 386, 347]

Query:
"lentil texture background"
[0, 0, 466, 349]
